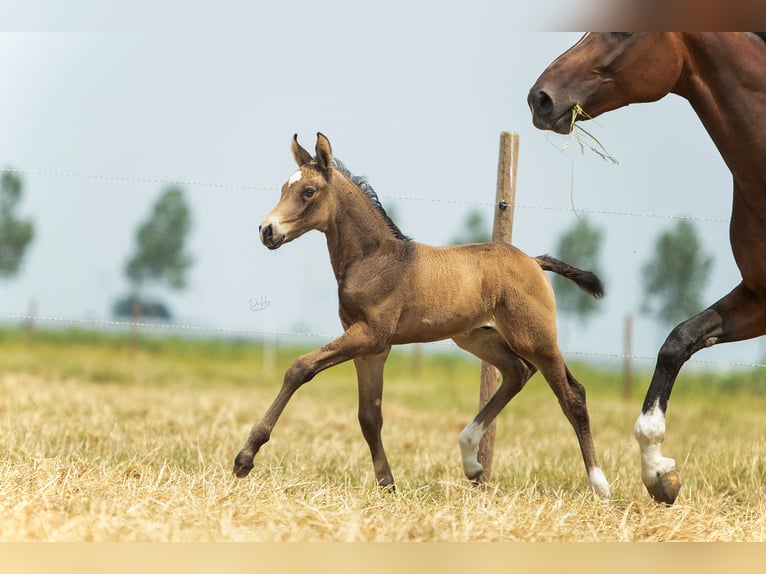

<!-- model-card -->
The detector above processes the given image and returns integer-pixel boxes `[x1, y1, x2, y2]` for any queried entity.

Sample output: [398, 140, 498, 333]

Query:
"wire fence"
[0, 167, 731, 223]
[1, 165, 760, 370]
[2, 311, 765, 369]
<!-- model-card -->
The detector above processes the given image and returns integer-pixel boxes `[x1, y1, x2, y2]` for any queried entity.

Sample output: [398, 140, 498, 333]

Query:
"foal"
[233, 133, 610, 500]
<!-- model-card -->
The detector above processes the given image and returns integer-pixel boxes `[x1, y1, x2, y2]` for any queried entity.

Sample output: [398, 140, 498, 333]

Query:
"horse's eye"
[302, 188, 316, 199]
[612, 32, 633, 39]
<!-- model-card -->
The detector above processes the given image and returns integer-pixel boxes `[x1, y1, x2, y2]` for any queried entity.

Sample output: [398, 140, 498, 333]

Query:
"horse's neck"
[678, 33, 766, 191]
[324, 186, 401, 282]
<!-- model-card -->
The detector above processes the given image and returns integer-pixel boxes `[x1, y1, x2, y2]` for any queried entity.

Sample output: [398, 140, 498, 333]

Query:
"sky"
[1, 4, 763, 372]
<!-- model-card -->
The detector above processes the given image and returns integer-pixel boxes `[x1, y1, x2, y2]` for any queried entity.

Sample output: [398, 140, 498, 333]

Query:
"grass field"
[1, 327, 766, 541]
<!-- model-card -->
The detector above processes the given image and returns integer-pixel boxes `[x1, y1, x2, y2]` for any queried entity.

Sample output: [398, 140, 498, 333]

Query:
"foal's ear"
[292, 134, 313, 167]
[315, 132, 333, 176]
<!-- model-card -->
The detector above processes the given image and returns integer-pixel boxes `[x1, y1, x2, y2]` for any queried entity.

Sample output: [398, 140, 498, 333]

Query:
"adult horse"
[233, 133, 611, 500]
[528, 33, 766, 504]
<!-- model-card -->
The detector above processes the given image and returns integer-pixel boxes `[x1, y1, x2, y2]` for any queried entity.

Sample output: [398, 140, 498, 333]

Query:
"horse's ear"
[292, 134, 313, 167]
[315, 132, 333, 176]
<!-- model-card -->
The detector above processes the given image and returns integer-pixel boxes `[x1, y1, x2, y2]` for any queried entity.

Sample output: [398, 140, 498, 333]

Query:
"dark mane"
[331, 158, 411, 241]
[754, 32, 766, 44]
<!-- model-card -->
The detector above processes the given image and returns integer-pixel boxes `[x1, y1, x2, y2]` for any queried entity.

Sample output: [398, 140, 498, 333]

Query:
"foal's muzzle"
[259, 223, 285, 250]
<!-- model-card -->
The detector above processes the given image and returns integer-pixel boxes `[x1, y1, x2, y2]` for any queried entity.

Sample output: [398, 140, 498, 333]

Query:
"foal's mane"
[331, 158, 411, 241]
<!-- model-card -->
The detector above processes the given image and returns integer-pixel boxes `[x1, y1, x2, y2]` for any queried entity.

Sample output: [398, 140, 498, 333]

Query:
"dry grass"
[1, 333, 766, 541]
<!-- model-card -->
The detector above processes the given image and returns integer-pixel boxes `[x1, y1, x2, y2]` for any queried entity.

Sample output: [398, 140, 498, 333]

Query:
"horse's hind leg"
[452, 328, 536, 483]
[535, 354, 610, 500]
[353, 347, 395, 490]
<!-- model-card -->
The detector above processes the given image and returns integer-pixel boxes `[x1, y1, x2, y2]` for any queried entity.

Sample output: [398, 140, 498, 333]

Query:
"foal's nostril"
[261, 223, 273, 243]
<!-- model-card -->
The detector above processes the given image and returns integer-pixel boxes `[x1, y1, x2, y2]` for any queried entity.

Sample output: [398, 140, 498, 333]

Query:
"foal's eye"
[612, 32, 633, 39]
[302, 188, 316, 199]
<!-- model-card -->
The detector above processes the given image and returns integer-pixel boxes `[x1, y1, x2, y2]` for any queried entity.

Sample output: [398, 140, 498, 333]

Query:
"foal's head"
[260, 133, 408, 250]
[260, 133, 338, 250]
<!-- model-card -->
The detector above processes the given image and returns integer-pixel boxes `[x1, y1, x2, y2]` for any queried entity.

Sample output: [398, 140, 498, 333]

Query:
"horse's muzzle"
[528, 86, 573, 134]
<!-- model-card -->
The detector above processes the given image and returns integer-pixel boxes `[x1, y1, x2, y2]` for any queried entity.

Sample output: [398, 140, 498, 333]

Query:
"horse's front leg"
[354, 347, 395, 490]
[233, 323, 386, 478]
[635, 282, 766, 504]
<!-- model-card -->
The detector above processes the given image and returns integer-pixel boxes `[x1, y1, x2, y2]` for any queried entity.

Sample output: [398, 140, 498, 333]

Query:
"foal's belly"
[389, 301, 493, 345]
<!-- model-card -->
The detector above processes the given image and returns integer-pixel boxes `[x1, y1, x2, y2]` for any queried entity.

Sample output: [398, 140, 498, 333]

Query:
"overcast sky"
[1, 6, 762, 369]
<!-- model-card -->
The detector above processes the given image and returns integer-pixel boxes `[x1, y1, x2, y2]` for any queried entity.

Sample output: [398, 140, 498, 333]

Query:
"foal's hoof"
[468, 470, 485, 485]
[645, 469, 682, 505]
[233, 452, 254, 478]
[377, 481, 397, 493]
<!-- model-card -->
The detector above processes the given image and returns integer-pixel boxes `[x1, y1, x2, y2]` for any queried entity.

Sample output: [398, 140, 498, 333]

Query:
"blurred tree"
[552, 218, 604, 325]
[642, 219, 713, 327]
[450, 209, 492, 244]
[124, 186, 193, 293]
[0, 171, 35, 280]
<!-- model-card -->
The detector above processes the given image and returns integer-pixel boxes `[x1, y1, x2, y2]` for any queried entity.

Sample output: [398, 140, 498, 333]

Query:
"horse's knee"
[358, 405, 382, 440]
[284, 356, 314, 388]
[657, 310, 722, 371]
[656, 324, 695, 372]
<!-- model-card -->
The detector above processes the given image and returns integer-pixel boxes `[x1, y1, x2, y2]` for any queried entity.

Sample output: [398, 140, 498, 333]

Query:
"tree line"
[1, 171, 712, 330]
[0, 171, 193, 321]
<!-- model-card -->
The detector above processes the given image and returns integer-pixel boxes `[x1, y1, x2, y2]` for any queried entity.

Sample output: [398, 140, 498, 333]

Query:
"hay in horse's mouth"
[568, 104, 619, 165]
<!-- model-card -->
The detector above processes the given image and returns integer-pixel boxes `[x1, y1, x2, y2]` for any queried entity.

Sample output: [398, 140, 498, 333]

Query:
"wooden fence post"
[477, 131, 519, 479]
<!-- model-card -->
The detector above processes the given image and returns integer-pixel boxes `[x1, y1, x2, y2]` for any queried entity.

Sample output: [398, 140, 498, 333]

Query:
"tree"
[450, 209, 492, 245]
[0, 171, 35, 280]
[642, 219, 713, 328]
[552, 218, 605, 324]
[124, 186, 193, 292]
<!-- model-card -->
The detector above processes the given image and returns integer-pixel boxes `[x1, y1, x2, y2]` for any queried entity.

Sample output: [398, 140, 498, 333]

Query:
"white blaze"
[288, 169, 303, 186]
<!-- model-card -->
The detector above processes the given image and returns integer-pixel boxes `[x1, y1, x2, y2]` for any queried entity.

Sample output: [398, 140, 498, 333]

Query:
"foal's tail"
[534, 254, 604, 299]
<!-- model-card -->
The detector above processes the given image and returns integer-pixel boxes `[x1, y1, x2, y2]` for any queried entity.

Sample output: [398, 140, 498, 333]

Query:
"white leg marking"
[458, 421, 485, 479]
[588, 467, 610, 501]
[634, 399, 677, 488]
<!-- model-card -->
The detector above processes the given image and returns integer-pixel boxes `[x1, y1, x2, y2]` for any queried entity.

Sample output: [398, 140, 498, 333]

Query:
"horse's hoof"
[645, 468, 681, 504]
[232, 453, 254, 478]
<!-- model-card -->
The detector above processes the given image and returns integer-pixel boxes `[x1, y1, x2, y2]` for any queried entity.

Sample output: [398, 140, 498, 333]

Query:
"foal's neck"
[323, 179, 406, 282]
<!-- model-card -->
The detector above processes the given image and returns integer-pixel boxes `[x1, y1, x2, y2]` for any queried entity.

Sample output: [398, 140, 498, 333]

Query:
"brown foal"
[233, 133, 610, 500]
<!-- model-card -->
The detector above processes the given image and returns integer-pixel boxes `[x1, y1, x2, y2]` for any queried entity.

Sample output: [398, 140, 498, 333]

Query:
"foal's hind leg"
[353, 347, 396, 490]
[533, 352, 610, 500]
[452, 328, 536, 483]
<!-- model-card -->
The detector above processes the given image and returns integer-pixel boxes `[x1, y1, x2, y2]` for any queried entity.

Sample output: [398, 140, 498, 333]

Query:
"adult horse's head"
[528, 33, 686, 134]
[260, 133, 336, 250]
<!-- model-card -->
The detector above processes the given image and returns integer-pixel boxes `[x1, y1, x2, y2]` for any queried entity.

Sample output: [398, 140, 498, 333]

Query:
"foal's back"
[383, 241, 556, 346]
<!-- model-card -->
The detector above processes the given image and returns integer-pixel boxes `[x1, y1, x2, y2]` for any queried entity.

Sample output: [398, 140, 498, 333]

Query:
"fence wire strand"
[1, 164, 755, 369]
[2, 312, 764, 369]
[1, 166, 730, 223]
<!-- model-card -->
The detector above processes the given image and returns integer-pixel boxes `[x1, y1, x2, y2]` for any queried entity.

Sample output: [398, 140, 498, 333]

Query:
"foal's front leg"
[233, 323, 384, 478]
[354, 347, 395, 490]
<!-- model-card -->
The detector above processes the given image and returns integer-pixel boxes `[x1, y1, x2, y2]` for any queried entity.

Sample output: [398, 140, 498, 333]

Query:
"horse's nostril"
[261, 224, 273, 242]
[534, 90, 553, 116]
